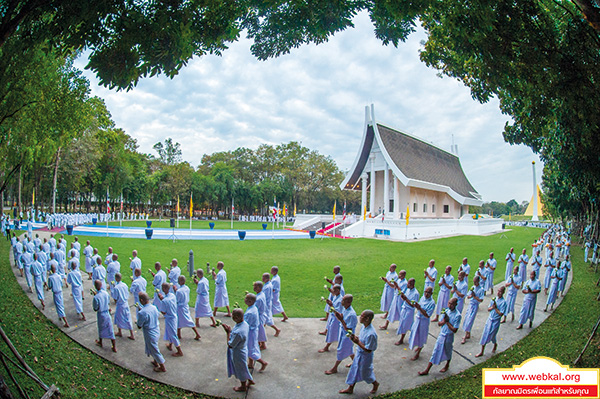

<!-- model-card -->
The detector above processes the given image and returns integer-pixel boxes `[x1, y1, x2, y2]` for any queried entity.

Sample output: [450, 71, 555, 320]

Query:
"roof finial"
[370, 103, 376, 125]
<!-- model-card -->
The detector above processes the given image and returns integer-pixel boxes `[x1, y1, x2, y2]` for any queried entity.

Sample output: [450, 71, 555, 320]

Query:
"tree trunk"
[0, 374, 15, 399]
[17, 166, 22, 216]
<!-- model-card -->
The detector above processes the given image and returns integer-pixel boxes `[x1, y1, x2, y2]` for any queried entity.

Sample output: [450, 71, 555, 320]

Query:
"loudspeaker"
[170, 218, 175, 228]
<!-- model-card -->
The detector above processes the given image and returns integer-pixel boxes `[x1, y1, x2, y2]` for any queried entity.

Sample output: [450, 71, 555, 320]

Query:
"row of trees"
[471, 200, 529, 218]
[2, 0, 600, 232]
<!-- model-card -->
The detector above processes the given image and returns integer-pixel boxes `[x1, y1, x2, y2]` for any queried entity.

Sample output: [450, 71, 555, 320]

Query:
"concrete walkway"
[10, 233, 571, 398]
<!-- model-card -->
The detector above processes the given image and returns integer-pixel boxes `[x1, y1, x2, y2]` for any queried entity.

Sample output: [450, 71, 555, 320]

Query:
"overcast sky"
[75, 12, 542, 203]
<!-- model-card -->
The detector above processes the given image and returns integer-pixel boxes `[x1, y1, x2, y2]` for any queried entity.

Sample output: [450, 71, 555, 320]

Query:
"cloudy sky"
[75, 12, 541, 203]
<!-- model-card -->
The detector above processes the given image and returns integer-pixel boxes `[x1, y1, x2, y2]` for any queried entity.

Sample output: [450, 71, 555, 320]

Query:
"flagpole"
[106, 188, 109, 237]
[231, 197, 234, 230]
[120, 192, 123, 227]
[272, 197, 276, 239]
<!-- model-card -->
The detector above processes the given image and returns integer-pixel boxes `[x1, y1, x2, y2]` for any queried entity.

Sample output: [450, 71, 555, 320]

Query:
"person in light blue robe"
[419, 297, 461, 375]
[409, 287, 435, 360]
[27, 218, 33, 237]
[106, 254, 121, 291]
[517, 249, 529, 285]
[531, 250, 543, 280]
[92, 280, 116, 352]
[92, 256, 107, 290]
[36, 246, 48, 284]
[193, 269, 216, 327]
[544, 264, 564, 311]
[261, 272, 280, 342]
[212, 261, 231, 316]
[253, 281, 269, 346]
[451, 271, 468, 314]
[323, 266, 341, 317]
[325, 294, 357, 375]
[319, 285, 342, 352]
[517, 272, 542, 329]
[584, 241, 591, 263]
[476, 286, 507, 357]
[543, 254, 555, 294]
[174, 276, 201, 340]
[224, 309, 254, 392]
[270, 266, 288, 321]
[485, 253, 497, 294]
[83, 241, 94, 279]
[130, 268, 147, 320]
[379, 264, 398, 316]
[31, 254, 45, 309]
[559, 255, 571, 296]
[66, 261, 85, 321]
[158, 282, 182, 356]
[167, 258, 181, 293]
[423, 259, 438, 292]
[136, 292, 166, 372]
[379, 270, 407, 330]
[395, 279, 420, 345]
[129, 250, 142, 274]
[150, 262, 166, 312]
[243, 293, 268, 371]
[47, 265, 69, 327]
[21, 248, 33, 291]
[502, 267, 521, 323]
[432, 266, 454, 322]
[111, 273, 134, 340]
[458, 257, 471, 285]
[339, 310, 379, 395]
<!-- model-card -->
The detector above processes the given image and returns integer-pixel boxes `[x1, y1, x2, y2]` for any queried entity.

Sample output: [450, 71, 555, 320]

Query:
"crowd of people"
[8, 223, 572, 394]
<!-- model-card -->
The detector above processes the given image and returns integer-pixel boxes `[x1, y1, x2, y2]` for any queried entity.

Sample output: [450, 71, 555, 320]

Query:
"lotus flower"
[215, 319, 222, 327]
[345, 329, 353, 337]
[90, 288, 97, 296]
[324, 276, 328, 280]
[148, 269, 153, 275]
[134, 302, 141, 309]
[155, 288, 160, 293]
[329, 307, 335, 313]
[324, 285, 328, 290]
[233, 302, 240, 309]
[320, 296, 325, 302]
[111, 281, 116, 286]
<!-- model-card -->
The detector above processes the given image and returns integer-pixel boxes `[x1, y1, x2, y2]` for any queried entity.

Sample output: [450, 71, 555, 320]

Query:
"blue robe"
[386, 278, 408, 323]
[168, 266, 181, 292]
[214, 269, 229, 308]
[505, 275, 521, 315]
[227, 321, 253, 382]
[161, 292, 180, 346]
[325, 294, 342, 343]
[111, 282, 133, 330]
[31, 260, 45, 301]
[380, 270, 398, 312]
[519, 279, 541, 325]
[130, 276, 147, 318]
[244, 305, 261, 361]
[152, 270, 167, 311]
[546, 268, 563, 306]
[47, 273, 65, 318]
[430, 308, 461, 365]
[397, 287, 419, 335]
[271, 274, 284, 315]
[255, 291, 268, 342]
[93, 289, 115, 339]
[66, 269, 84, 313]
[92, 265, 107, 290]
[480, 297, 507, 345]
[543, 259, 555, 290]
[263, 281, 274, 326]
[435, 274, 455, 316]
[175, 285, 195, 328]
[106, 260, 121, 290]
[518, 254, 529, 284]
[22, 251, 33, 287]
[424, 266, 438, 292]
[345, 324, 377, 385]
[194, 277, 212, 318]
[137, 304, 165, 364]
[559, 261, 571, 292]
[337, 306, 357, 361]
[452, 280, 469, 314]
[484, 259, 497, 291]
[462, 286, 485, 333]
[408, 295, 435, 349]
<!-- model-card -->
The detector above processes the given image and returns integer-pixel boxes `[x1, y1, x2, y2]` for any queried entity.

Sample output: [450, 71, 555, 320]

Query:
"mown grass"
[3, 227, 596, 399]
[57, 226, 541, 317]
[106, 219, 289, 230]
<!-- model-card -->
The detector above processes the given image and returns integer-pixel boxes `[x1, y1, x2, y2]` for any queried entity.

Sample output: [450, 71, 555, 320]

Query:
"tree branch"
[570, 0, 600, 34]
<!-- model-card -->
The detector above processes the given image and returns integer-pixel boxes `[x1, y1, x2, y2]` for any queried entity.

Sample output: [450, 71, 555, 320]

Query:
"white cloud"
[75, 11, 541, 203]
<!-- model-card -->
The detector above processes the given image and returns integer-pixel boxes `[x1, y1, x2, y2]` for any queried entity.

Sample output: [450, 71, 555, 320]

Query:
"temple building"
[340, 105, 483, 220]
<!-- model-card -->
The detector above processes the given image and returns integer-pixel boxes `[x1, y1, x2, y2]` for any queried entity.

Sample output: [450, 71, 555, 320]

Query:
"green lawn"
[4, 226, 597, 399]
[63, 226, 543, 317]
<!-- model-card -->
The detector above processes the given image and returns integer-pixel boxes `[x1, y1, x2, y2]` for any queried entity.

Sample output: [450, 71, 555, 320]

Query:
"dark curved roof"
[342, 123, 479, 201]
[377, 124, 479, 199]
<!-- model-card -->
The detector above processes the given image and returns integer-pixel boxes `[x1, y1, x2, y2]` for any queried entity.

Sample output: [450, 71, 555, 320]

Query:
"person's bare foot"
[112, 347, 117, 353]
[318, 331, 327, 336]
[370, 381, 380, 394]
[325, 369, 337, 375]
[411, 353, 420, 361]
[233, 386, 247, 392]
[151, 360, 159, 367]
[64, 322, 69, 328]
[128, 335, 135, 340]
[418, 370, 429, 375]
[281, 317, 288, 322]
[319, 317, 327, 321]
[153, 365, 166, 372]
[475, 352, 484, 358]
[194, 336, 201, 341]
[492, 344, 497, 353]
[274, 329, 280, 337]
[95, 340, 102, 347]
[81, 316, 86, 321]
[394, 340, 401, 346]
[440, 366, 448, 372]
[431, 317, 439, 322]
[339, 387, 353, 394]
[345, 363, 352, 368]
[259, 362, 268, 372]
[225, 313, 232, 317]
[318, 348, 329, 353]
[259, 344, 267, 350]
[516, 324, 523, 330]
[166, 343, 173, 351]
[210, 323, 217, 328]
[115, 331, 122, 337]
[379, 325, 387, 330]
[172, 352, 183, 357]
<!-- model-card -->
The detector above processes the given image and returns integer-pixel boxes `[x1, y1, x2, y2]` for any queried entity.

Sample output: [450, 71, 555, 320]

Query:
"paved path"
[10, 232, 570, 398]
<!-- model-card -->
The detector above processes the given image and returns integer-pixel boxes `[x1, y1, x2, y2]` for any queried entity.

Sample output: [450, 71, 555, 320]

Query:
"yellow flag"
[333, 200, 336, 221]
[363, 204, 367, 220]
[177, 196, 180, 213]
[283, 204, 286, 216]
[32, 189, 35, 206]
[406, 205, 410, 225]
[189, 194, 193, 218]
[294, 203, 296, 217]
